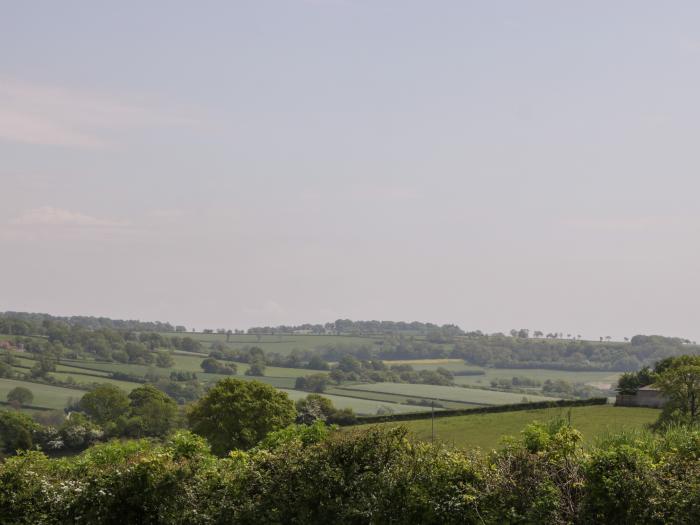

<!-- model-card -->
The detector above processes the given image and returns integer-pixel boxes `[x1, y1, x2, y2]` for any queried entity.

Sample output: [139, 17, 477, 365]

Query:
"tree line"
[0, 311, 180, 334]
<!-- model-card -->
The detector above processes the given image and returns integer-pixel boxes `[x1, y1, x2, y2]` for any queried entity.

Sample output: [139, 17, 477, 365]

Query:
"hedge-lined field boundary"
[0, 400, 52, 411]
[346, 397, 610, 425]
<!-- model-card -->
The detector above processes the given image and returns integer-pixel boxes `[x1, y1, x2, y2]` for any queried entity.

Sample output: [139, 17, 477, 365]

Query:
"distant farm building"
[615, 385, 666, 408]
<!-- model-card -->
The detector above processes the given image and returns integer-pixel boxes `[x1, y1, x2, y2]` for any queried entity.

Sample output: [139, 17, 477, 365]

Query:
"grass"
[383, 358, 465, 366]
[326, 387, 482, 410]
[451, 368, 620, 390]
[279, 389, 434, 415]
[389, 359, 620, 389]
[352, 405, 660, 450]
[48, 371, 140, 391]
[162, 332, 380, 356]
[0, 378, 86, 410]
[343, 382, 556, 405]
[60, 355, 320, 382]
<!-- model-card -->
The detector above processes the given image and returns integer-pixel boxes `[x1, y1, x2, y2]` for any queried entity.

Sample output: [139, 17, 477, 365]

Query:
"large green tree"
[6, 386, 33, 406]
[124, 385, 178, 437]
[656, 356, 700, 425]
[79, 384, 130, 426]
[188, 378, 295, 454]
[0, 411, 37, 454]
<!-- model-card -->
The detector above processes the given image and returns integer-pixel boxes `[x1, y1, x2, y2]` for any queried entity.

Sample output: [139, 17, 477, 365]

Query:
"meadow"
[279, 388, 434, 414]
[352, 405, 660, 450]
[325, 387, 480, 410]
[382, 359, 621, 390]
[342, 382, 556, 405]
[0, 378, 86, 410]
[162, 332, 380, 356]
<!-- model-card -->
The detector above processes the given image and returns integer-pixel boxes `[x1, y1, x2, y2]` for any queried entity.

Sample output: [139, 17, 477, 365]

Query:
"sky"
[1, 1, 699, 339]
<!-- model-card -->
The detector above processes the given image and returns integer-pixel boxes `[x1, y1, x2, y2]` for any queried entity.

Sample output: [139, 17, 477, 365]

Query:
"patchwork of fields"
[1, 332, 619, 416]
[342, 382, 557, 405]
[163, 332, 381, 356]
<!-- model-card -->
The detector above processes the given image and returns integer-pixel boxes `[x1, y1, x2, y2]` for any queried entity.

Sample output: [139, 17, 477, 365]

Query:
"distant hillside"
[0, 311, 180, 334]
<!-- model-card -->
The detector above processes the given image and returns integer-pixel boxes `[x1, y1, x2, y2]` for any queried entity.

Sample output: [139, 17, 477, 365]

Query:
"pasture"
[0, 378, 86, 410]
[49, 371, 140, 391]
[162, 332, 380, 356]
[343, 382, 556, 405]
[326, 387, 484, 410]
[451, 368, 620, 390]
[352, 405, 660, 450]
[279, 389, 434, 415]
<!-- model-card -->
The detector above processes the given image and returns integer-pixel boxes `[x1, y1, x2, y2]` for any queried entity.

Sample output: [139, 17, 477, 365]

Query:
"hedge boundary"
[0, 400, 53, 411]
[345, 397, 609, 425]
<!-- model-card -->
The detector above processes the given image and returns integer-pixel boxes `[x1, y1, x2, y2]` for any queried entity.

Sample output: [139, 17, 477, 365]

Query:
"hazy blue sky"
[2, 1, 699, 339]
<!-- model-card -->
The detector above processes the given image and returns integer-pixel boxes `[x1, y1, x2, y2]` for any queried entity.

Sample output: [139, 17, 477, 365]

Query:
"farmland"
[0, 378, 86, 410]
[352, 405, 660, 450]
[161, 332, 380, 356]
[2, 341, 617, 416]
[279, 389, 434, 414]
[342, 382, 557, 405]
[0, 327, 631, 418]
[383, 359, 621, 390]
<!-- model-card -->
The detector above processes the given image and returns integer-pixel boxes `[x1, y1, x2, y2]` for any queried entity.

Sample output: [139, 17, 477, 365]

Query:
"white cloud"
[0, 78, 196, 148]
[10, 206, 129, 228]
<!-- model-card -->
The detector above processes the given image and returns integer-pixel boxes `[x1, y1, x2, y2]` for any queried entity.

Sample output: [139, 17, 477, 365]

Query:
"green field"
[0, 378, 86, 410]
[61, 356, 317, 382]
[343, 382, 557, 405]
[452, 368, 620, 390]
[352, 405, 660, 450]
[383, 359, 620, 390]
[279, 389, 434, 415]
[163, 332, 379, 356]
[48, 371, 140, 391]
[326, 387, 483, 410]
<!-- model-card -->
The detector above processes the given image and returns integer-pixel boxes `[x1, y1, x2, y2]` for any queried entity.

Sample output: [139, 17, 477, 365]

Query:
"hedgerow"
[2, 421, 700, 524]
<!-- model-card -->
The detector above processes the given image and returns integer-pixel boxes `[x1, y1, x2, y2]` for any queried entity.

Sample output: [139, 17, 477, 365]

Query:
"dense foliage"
[3, 420, 700, 524]
[187, 378, 296, 454]
[0, 311, 178, 333]
[314, 333, 700, 372]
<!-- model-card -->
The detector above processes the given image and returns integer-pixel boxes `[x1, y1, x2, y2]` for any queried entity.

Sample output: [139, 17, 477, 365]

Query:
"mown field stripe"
[338, 385, 491, 406]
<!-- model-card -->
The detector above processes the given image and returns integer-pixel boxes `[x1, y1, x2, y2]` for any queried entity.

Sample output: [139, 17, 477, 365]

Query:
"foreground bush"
[3, 422, 700, 524]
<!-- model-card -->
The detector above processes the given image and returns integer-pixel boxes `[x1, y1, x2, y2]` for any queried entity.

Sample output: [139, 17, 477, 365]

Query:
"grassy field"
[382, 359, 620, 390]
[343, 382, 557, 405]
[61, 356, 319, 382]
[383, 358, 465, 366]
[0, 378, 86, 410]
[326, 387, 484, 410]
[352, 405, 660, 450]
[279, 389, 434, 415]
[452, 368, 620, 390]
[48, 371, 140, 391]
[162, 332, 380, 356]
